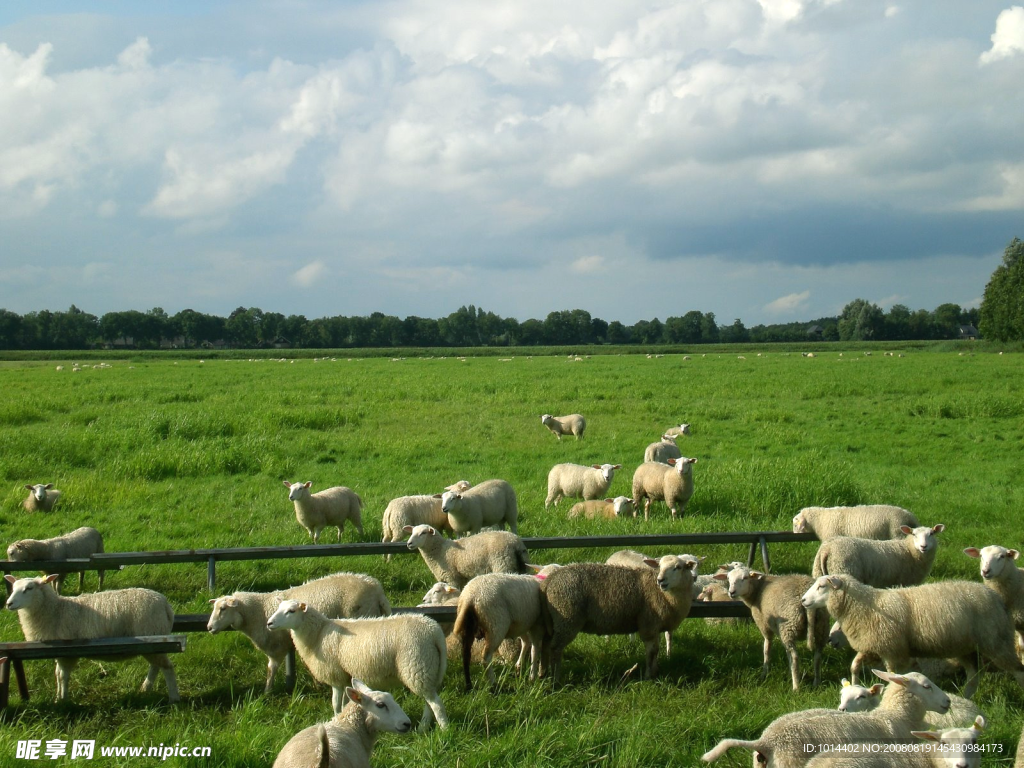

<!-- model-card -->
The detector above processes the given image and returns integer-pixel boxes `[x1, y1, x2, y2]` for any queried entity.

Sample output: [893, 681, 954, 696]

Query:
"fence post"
[746, 541, 757, 567]
[285, 648, 296, 694]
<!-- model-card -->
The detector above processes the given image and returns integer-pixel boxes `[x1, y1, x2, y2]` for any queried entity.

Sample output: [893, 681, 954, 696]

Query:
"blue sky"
[1, 1, 1022, 325]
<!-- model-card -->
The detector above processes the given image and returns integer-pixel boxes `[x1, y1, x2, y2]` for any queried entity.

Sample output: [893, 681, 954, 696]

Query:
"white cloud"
[884, 5, 900, 18]
[291, 260, 328, 287]
[764, 290, 811, 315]
[117, 37, 152, 70]
[980, 6, 1024, 64]
[571, 255, 606, 274]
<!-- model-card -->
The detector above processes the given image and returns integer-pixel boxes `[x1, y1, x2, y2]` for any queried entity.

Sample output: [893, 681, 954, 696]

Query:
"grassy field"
[0, 348, 1022, 766]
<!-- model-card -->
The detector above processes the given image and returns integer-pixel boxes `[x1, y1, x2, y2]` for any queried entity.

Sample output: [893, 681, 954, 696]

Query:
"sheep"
[663, 423, 691, 438]
[266, 600, 448, 729]
[418, 581, 522, 666]
[644, 435, 682, 464]
[836, 677, 984, 730]
[812, 525, 945, 589]
[828, 622, 963, 682]
[283, 481, 364, 544]
[380, 481, 471, 559]
[272, 680, 412, 768]
[963, 545, 1024, 658]
[22, 483, 61, 512]
[793, 505, 919, 541]
[540, 413, 586, 440]
[714, 566, 828, 690]
[441, 479, 518, 535]
[800, 574, 1024, 698]
[540, 555, 697, 683]
[567, 496, 634, 519]
[4, 574, 179, 702]
[6, 526, 105, 593]
[207, 571, 391, 693]
[545, 464, 621, 508]
[702, 669, 951, 767]
[419, 582, 460, 608]
[631, 457, 697, 520]
[804, 715, 986, 768]
[403, 524, 529, 589]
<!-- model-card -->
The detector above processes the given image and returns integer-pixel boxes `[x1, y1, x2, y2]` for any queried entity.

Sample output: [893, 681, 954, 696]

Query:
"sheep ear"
[44, 484, 54, 489]
[687, 458, 697, 464]
[972, 715, 985, 732]
[526, 564, 543, 573]
[841, 678, 851, 687]
[900, 525, 913, 535]
[666, 458, 677, 465]
[931, 524, 945, 534]
[298, 602, 307, 612]
[43, 573, 61, 584]
[826, 576, 843, 590]
[208, 598, 218, 604]
[432, 494, 443, 499]
[642, 558, 659, 568]
[352, 678, 372, 694]
[869, 684, 884, 695]
[750, 571, 764, 580]
[303, 481, 312, 488]
[444, 586, 459, 595]
[1011, 550, 1020, 561]
[712, 573, 728, 581]
[282, 480, 292, 488]
[591, 464, 602, 470]
[402, 526, 413, 533]
[24, 485, 34, 491]
[911, 731, 940, 742]
[604, 498, 614, 503]
[345, 687, 362, 703]
[4, 575, 16, 584]
[964, 547, 981, 558]
[613, 464, 622, 470]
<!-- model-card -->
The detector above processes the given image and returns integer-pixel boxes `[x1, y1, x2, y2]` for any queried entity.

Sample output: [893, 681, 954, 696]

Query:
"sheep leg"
[265, 657, 280, 693]
[784, 643, 800, 691]
[55, 660, 75, 701]
[514, 637, 529, 675]
[98, 569, 105, 591]
[664, 630, 672, 656]
[331, 686, 346, 715]
[850, 650, 870, 685]
[161, 663, 180, 703]
[643, 637, 660, 679]
[422, 693, 449, 730]
[78, 570, 85, 592]
[527, 627, 545, 681]
[670, 504, 677, 519]
[812, 646, 822, 688]
[644, 498, 651, 521]
[761, 634, 773, 680]
[960, 655, 980, 699]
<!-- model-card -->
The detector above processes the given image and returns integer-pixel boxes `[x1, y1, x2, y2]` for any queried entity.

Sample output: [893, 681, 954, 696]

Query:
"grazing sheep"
[812, 525, 945, 588]
[567, 496, 634, 519]
[702, 669, 951, 767]
[267, 600, 448, 729]
[540, 413, 586, 440]
[663, 423, 691, 438]
[644, 435, 682, 464]
[283, 481, 364, 544]
[963, 545, 1024, 658]
[793, 505, 919, 541]
[4, 574, 179, 702]
[6, 526, 105, 593]
[208, 572, 391, 693]
[540, 556, 697, 683]
[441, 479, 518, 535]
[800, 574, 1024, 698]
[714, 566, 827, 690]
[545, 464, 621, 508]
[272, 680, 412, 768]
[631, 457, 697, 520]
[836, 677, 984, 730]
[380, 481, 471, 559]
[805, 715, 986, 768]
[22, 483, 61, 512]
[403, 524, 529, 589]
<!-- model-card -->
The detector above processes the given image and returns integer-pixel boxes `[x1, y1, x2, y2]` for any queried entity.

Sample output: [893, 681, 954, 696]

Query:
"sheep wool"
[813, 525, 945, 589]
[441, 479, 518, 535]
[631, 457, 697, 520]
[567, 496, 634, 519]
[545, 464, 622, 508]
[644, 435, 682, 464]
[403, 524, 529, 589]
[964, 545, 1024, 658]
[6, 526, 105, 593]
[22, 483, 61, 512]
[793, 505, 919, 541]
[284, 481, 364, 544]
[540, 413, 586, 440]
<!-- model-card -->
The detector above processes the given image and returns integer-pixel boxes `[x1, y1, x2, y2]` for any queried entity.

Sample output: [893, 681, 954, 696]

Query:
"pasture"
[1, 349, 1022, 766]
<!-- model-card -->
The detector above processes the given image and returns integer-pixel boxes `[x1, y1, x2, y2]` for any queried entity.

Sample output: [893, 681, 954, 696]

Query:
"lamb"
[963, 545, 1024, 657]
[207, 571, 391, 693]
[800, 574, 1024, 698]
[403, 524, 529, 589]
[283, 481, 364, 543]
[6, 526, 105, 593]
[805, 715, 986, 768]
[545, 464, 621, 508]
[380, 481, 471, 559]
[272, 680, 412, 768]
[644, 435, 682, 464]
[567, 496, 634, 519]
[540, 555, 697, 683]
[266, 600, 448, 729]
[793, 505, 919, 541]
[702, 669, 951, 767]
[4, 574, 179, 702]
[540, 413, 586, 440]
[22, 483, 61, 512]
[441, 479, 518, 535]
[663, 423, 691, 438]
[631, 457, 697, 519]
[812, 525, 945, 589]
[714, 566, 827, 690]
[836, 677, 984, 730]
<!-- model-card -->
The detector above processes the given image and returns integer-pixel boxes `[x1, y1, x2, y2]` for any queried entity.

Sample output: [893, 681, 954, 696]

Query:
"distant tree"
[931, 303, 963, 340]
[519, 318, 545, 345]
[700, 312, 719, 343]
[0, 309, 24, 349]
[980, 238, 1024, 341]
[838, 299, 884, 341]
[885, 304, 912, 340]
[719, 318, 749, 344]
[606, 320, 630, 344]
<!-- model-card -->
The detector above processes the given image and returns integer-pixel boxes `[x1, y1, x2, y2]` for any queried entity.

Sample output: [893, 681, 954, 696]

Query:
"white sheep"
[418, 581, 522, 665]
[663, 423, 691, 438]
[805, 715, 986, 768]
[266, 600, 448, 729]
[540, 413, 586, 440]
[702, 669, 952, 767]
[812, 525, 945, 588]
[828, 621, 964, 683]
[6, 526, 105, 593]
[418, 582, 460, 608]
[801, 574, 1024, 698]
[4, 574, 179, 702]
[567, 496, 634, 519]
[963, 545, 1024, 658]
[207, 571, 391, 693]
[631, 457, 697, 519]
[545, 464, 621, 508]
[714, 566, 827, 690]
[441, 479, 518, 535]
[271, 680, 412, 768]
[836, 677, 984, 730]
[283, 481, 364, 543]
[22, 483, 61, 512]
[644, 435, 682, 464]
[380, 480, 471, 559]
[403, 524, 529, 589]
[793, 505, 919, 541]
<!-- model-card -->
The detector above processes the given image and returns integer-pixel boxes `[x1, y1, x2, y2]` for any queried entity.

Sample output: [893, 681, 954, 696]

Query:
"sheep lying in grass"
[812, 525, 945, 588]
[836, 676, 984, 730]
[663, 423, 691, 438]
[964, 545, 1024, 658]
[793, 505, 919, 541]
[208, 572, 391, 693]
[644, 435, 682, 464]
[702, 669, 951, 767]
[540, 556, 697, 683]
[6, 526, 105, 593]
[805, 715, 986, 768]
[404, 524, 529, 589]
[272, 680, 412, 768]
[801, 574, 1024, 698]
[631, 457, 697, 519]
[540, 413, 586, 440]
[714, 566, 827, 690]
[545, 464, 621, 508]
[283, 481, 364, 543]
[441, 479, 518, 535]
[567, 496, 634, 519]
[267, 601, 448, 729]
[4, 574, 179, 702]
[22, 483, 61, 512]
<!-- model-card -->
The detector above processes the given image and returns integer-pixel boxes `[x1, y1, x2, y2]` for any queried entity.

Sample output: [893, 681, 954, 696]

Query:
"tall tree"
[979, 237, 1024, 341]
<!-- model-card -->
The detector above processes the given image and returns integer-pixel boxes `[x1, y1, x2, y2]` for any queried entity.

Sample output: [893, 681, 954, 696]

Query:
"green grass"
[1, 349, 1023, 766]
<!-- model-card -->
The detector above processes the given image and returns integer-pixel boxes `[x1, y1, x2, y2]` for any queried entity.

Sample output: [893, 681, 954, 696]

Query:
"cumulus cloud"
[980, 6, 1024, 64]
[291, 260, 328, 287]
[571, 255, 606, 274]
[764, 290, 811, 315]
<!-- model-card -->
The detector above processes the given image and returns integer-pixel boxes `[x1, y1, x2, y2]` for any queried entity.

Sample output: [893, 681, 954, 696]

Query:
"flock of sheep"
[4, 414, 1024, 767]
